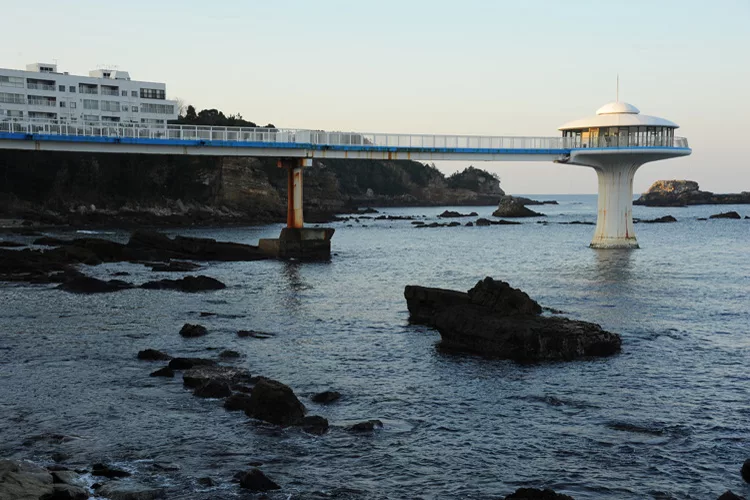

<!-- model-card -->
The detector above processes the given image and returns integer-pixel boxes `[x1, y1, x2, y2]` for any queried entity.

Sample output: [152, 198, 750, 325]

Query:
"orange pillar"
[279, 158, 306, 229]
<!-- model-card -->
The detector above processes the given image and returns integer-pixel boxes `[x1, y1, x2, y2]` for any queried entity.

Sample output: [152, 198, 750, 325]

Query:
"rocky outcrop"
[58, 276, 133, 294]
[742, 459, 750, 483]
[179, 323, 208, 338]
[438, 210, 478, 218]
[141, 275, 226, 292]
[237, 468, 280, 492]
[244, 378, 306, 426]
[504, 488, 574, 499]
[0, 459, 89, 500]
[96, 481, 166, 500]
[492, 196, 545, 218]
[137, 349, 171, 361]
[635, 180, 750, 206]
[710, 211, 742, 219]
[635, 215, 677, 223]
[311, 390, 341, 404]
[405, 277, 621, 362]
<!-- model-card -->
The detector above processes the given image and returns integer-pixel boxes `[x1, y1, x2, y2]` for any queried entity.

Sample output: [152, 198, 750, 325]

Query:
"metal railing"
[0, 119, 690, 151]
[79, 88, 98, 95]
[27, 100, 57, 107]
[101, 89, 120, 96]
[27, 83, 56, 91]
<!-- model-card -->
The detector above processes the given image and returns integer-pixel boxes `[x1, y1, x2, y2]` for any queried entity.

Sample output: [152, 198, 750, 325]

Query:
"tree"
[184, 105, 197, 122]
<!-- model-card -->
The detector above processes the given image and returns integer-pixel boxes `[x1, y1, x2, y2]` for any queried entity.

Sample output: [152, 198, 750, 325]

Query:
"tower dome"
[596, 101, 640, 115]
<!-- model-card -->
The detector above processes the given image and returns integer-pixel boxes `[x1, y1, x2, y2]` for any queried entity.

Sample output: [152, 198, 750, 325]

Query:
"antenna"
[616, 74, 619, 102]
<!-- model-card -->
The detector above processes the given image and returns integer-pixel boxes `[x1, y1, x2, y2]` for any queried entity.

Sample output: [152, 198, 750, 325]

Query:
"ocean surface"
[1, 194, 749, 499]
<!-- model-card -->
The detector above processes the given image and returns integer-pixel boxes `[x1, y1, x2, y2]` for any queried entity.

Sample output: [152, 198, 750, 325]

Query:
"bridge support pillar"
[258, 158, 335, 260]
[590, 164, 641, 249]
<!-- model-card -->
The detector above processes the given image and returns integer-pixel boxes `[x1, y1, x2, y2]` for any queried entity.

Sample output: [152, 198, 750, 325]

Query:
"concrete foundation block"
[259, 227, 335, 261]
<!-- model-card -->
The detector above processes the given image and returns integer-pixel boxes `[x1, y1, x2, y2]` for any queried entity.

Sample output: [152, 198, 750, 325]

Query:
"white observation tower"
[558, 102, 691, 249]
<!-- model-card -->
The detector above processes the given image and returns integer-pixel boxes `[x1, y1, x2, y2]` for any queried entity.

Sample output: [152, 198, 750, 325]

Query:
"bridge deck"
[0, 121, 689, 161]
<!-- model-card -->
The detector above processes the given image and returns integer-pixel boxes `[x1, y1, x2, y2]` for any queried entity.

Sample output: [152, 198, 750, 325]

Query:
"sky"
[2, 0, 749, 194]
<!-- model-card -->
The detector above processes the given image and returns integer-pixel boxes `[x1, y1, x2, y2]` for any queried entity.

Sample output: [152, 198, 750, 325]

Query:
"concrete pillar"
[281, 158, 305, 229]
[590, 163, 641, 249]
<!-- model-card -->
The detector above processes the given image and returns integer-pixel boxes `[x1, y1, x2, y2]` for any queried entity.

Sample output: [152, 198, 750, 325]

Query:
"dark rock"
[635, 180, 750, 206]
[183, 365, 253, 389]
[137, 349, 171, 361]
[142, 275, 226, 292]
[199, 312, 217, 317]
[438, 210, 477, 218]
[96, 481, 166, 500]
[710, 211, 742, 219]
[302, 415, 329, 435]
[244, 378, 306, 426]
[150, 260, 200, 272]
[219, 350, 241, 359]
[33, 237, 70, 246]
[179, 323, 208, 338]
[237, 330, 274, 339]
[492, 195, 545, 218]
[91, 463, 131, 479]
[741, 458, 750, 483]
[447, 221, 461, 227]
[465, 222, 474, 227]
[358, 207, 379, 214]
[224, 393, 254, 412]
[717, 492, 744, 500]
[504, 487, 574, 499]
[197, 477, 215, 487]
[42, 484, 89, 500]
[311, 390, 341, 404]
[168, 357, 216, 370]
[635, 215, 677, 223]
[128, 230, 269, 261]
[406, 278, 621, 362]
[347, 419, 383, 432]
[149, 366, 174, 378]
[51, 471, 86, 488]
[475, 218, 491, 226]
[0, 240, 25, 248]
[238, 468, 280, 492]
[475, 217, 522, 226]
[58, 276, 132, 294]
[194, 380, 232, 398]
[559, 221, 595, 225]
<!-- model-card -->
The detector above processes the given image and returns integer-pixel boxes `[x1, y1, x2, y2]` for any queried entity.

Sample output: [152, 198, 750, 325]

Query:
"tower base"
[259, 227, 335, 261]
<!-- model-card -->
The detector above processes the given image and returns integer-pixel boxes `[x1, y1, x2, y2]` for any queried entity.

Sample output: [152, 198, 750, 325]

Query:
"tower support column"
[590, 163, 641, 249]
[284, 159, 305, 228]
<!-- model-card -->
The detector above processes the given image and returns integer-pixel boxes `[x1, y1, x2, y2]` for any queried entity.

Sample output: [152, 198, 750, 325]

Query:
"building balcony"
[27, 83, 56, 91]
[28, 99, 57, 107]
[101, 89, 120, 96]
[80, 88, 98, 95]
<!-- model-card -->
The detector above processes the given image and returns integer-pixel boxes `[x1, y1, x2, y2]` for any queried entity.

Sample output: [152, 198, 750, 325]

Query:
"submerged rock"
[91, 463, 131, 479]
[405, 277, 621, 362]
[149, 260, 200, 272]
[742, 458, 750, 483]
[438, 210, 478, 218]
[137, 349, 171, 361]
[504, 487, 574, 499]
[149, 366, 174, 378]
[347, 420, 383, 432]
[238, 468, 280, 492]
[311, 390, 341, 404]
[301, 415, 330, 435]
[224, 393, 254, 412]
[716, 491, 744, 500]
[635, 215, 677, 223]
[182, 365, 253, 389]
[179, 323, 208, 338]
[97, 481, 166, 500]
[193, 380, 232, 398]
[58, 276, 133, 294]
[492, 196, 545, 218]
[237, 330, 275, 339]
[168, 357, 216, 370]
[710, 211, 742, 219]
[142, 275, 226, 292]
[244, 378, 306, 426]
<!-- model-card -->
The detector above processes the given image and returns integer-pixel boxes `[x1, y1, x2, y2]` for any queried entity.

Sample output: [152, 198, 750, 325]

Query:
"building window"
[59, 85, 65, 92]
[0, 75, 25, 88]
[132, 106, 138, 112]
[101, 100, 120, 112]
[82, 114, 99, 122]
[101, 116, 121, 123]
[140, 103, 174, 114]
[70, 102, 77, 109]
[60, 101, 66, 108]
[122, 90, 127, 97]
[140, 88, 166, 100]
[131, 90, 137, 97]
[69, 86, 76, 93]
[141, 118, 165, 125]
[0, 92, 26, 104]
[83, 99, 99, 110]
[7, 110, 23, 118]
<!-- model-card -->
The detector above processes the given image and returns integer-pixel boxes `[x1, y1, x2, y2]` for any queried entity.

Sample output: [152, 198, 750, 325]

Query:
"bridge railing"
[0, 119, 689, 150]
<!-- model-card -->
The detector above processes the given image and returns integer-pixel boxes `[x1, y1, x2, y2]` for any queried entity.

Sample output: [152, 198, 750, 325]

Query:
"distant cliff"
[0, 151, 505, 226]
[634, 180, 750, 207]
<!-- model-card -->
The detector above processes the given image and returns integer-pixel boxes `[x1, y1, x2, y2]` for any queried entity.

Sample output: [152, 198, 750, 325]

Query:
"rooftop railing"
[0, 119, 690, 151]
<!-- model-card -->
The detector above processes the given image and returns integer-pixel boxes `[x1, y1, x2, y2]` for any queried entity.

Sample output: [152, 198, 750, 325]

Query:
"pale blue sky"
[2, 0, 748, 194]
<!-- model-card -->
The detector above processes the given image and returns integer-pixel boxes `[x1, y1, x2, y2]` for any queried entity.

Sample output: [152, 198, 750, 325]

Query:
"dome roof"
[596, 101, 640, 115]
[559, 102, 679, 130]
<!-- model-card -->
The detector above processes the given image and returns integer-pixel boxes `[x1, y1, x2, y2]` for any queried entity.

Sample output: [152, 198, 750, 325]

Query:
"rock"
[149, 261, 200, 272]
[244, 378, 306, 426]
[237, 330, 274, 339]
[218, 350, 241, 359]
[347, 419, 383, 432]
[193, 380, 232, 398]
[224, 393, 254, 412]
[137, 349, 171, 361]
[717, 492, 744, 500]
[182, 365, 253, 389]
[447, 221, 460, 227]
[33, 237, 70, 246]
[128, 230, 269, 262]
[405, 278, 621, 362]
[475, 218, 491, 226]
[149, 366, 174, 378]
[635, 180, 750, 206]
[237, 468, 280, 492]
[45, 484, 90, 499]
[504, 487, 574, 499]
[197, 477, 215, 487]
[301, 416, 329, 435]
[199, 312, 217, 317]
[58, 276, 133, 294]
[635, 215, 677, 223]
[168, 357, 216, 370]
[710, 211, 742, 219]
[438, 210, 478, 218]
[0, 459, 55, 500]
[51, 471, 86, 488]
[465, 222, 474, 227]
[742, 458, 750, 483]
[358, 207, 379, 214]
[179, 323, 208, 338]
[0, 240, 25, 248]
[492, 195, 545, 218]
[91, 463, 131, 479]
[96, 481, 166, 500]
[475, 217, 522, 226]
[311, 390, 341, 404]
[142, 276, 226, 292]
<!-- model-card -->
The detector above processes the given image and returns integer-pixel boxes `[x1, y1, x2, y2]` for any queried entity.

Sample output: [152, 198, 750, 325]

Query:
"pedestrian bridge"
[0, 120, 689, 162]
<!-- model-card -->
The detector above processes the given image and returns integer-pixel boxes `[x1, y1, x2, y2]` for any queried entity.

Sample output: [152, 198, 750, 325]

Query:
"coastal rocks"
[58, 276, 133, 294]
[492, 196, 545, 218]
[710, 211, 742, 219]
[301, 416, 330, 435]
[167, 357, 216, 370]
[141, 275, 226, 292]
[347, 420, 383, 432]
[149, 261, 200, 272]
[179, 323, 208, 338]
[244, 378, 306, 426]
[224, 393, 254, 412]
[405, 277, 621, 362]
[237, 468, 280, 492]
[438, 210, 478, 218]
[182, 365, 253, 389]
[149, 367, 174, 378]
[127, 230, 269, 262]
[311, 390, 341, 404]
[504, 487, 574, 499]
[635, 215, 677, 223]
[742, 458, 750, 483]
[475, 218, 522, 226]
[635, 180, 750, 206]
[237, 330, 274, 339]
[91, 463, 131, 479]
[717, 492, 744, 500]
[0, 240, 24, 248]
[96, 481, 166, 500]
[0, 459, 85, 500]
[137, 349, 171, 361]
[193, 380, 232, 398]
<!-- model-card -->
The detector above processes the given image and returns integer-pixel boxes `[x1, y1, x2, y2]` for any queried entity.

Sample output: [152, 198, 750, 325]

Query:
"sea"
[1, 194, 749, 499]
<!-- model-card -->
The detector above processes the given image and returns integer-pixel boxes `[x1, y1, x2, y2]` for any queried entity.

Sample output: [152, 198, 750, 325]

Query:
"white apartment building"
[0, 62, 179, 125]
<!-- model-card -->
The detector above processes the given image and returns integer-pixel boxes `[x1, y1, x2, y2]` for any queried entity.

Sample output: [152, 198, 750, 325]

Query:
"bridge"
[0, 101, 691, 256]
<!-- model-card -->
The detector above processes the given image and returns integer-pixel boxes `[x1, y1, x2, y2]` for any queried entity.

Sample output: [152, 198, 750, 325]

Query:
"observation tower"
[558, 102, 691, 249]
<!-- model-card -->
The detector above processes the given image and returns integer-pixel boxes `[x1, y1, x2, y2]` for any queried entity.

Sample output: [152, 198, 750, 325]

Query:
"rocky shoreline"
[635, 180, 750, 207]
